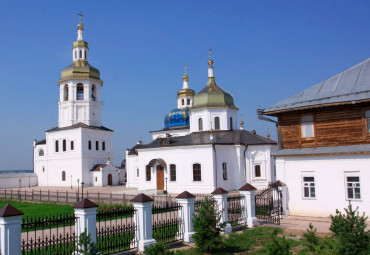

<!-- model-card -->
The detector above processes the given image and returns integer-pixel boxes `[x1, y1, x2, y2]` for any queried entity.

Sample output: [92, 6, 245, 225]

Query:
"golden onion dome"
[177, 88, 195, 97]
[192, 77, 238, 110]
[59, 61, 100, 82]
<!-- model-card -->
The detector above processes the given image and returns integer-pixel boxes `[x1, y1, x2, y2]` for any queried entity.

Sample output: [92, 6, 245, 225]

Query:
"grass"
[0, 199, 74, 218]
[175, 227, 303, 254]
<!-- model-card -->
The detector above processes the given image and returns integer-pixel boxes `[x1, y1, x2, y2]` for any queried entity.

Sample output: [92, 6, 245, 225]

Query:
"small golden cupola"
[177, 64, 195, 109]
[60, 12, 100, 82]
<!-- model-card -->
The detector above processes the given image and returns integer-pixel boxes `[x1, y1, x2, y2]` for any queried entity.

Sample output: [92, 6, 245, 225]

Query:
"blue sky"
[1, 1, 370, 170]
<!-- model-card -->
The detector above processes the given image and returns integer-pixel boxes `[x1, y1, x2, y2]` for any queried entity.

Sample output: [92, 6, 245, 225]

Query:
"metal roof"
[132, 130, 276, 151]
[272, 144, 370, 157]
[46, 123, 113, 132]
[264, 58, 370, 114]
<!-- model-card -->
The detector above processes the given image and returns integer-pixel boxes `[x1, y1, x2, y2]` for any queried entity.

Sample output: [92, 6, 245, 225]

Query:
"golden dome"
[78, 23, 83, 30]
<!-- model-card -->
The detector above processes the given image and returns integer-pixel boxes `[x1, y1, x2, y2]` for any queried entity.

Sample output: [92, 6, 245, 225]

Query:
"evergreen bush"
[145, 242, 174, 255]
[77, 230, 99, 255]
[264, 228, 291, 255]
[192, 197, 225, 252]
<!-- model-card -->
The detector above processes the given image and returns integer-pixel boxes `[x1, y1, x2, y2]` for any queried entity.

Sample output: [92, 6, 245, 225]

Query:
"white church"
[33, 19, 120, 187]
[125, 54, 277, 194]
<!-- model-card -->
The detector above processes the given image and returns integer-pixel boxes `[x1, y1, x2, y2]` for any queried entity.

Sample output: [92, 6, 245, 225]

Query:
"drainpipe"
[212, 143, 217, 189]
[256, 108, 282, 150]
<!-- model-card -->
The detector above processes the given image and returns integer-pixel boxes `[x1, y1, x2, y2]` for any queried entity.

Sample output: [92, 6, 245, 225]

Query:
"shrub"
[192, 197, 225, 252]
[302, 223, 320, 252]
[264, 228, 292, 255]
[330, 204, 370, 255]
[77, 230, 99, 255]
[145, 242, 174, 255]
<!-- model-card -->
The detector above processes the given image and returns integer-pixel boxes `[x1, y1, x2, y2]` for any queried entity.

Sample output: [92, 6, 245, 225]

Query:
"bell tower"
[177, 64, 195, 109]
[58, 14, 103, 128]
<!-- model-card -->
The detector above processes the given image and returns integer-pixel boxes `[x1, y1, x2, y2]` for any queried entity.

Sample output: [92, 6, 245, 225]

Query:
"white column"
[131, 194, 156, 252]
[0, 205, 24, 255]
[211, 189, 232, 234]
[73, 199, 98, 251]
[240, 189, 258, 228]
[273, 180, 289, 218]
[176, 191, 196, 243]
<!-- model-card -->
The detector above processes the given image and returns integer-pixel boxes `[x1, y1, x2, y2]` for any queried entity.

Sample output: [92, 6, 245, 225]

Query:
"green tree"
[302, 223, 320, 252]
[264, 228, 291, 255]
[192, 197, 225, 252]
[145, 242, 174, 255]
[77, 230, 100, 255]
[330, 204, 370, 255]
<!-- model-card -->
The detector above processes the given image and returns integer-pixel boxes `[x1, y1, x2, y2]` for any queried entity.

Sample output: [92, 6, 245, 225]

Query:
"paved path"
[277, 215, 370, 233]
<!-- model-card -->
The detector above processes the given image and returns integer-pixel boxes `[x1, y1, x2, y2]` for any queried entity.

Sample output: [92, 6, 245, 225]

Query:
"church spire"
[77, 12, 84, 41]
[182, 64, 189, 89]
[208, 48, 214, 78]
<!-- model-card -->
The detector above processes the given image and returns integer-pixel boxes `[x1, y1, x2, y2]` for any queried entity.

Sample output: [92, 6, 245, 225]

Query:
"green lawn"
[0, 199, 74, 218]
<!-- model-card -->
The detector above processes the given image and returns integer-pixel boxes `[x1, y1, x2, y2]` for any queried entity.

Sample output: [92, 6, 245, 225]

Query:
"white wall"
[0, 174, 38, 189]
[276, 154, 370, 217]
[189, 108, 238, 132]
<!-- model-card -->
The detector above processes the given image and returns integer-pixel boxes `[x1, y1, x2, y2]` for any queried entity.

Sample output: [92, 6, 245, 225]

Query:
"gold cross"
[78, 12, 83, 23]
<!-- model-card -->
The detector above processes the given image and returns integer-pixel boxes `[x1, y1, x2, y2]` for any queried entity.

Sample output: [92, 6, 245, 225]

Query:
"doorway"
[108, 174, 112, 186]
[156, 165, 164, 190]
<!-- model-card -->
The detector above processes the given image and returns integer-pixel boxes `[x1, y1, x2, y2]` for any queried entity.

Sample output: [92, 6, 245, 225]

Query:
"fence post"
[272, 180, 289, 218]
[131, 193, 156, 252]
[176, 191, 196, 243]
[239, 183, 258, 228]
[74, 198, 98, 252]
[0, 204, 24, 255]
[211, 188, 232, 234]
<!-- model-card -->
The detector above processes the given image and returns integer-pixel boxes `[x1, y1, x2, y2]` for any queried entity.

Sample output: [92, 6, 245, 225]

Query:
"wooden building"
[259, 58, 370, 217]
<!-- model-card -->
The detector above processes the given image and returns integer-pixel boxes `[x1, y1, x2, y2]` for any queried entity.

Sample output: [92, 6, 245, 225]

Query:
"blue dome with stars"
[164, 108, 190, 128]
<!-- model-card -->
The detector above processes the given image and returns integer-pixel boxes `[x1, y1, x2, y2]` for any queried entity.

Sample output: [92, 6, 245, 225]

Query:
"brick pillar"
[211, 188, 232, 233]
[272, 180, 289, 217]
[176, 191, 196, 243]
[239, 183, 258, 228]
[131, 193, 156, 252]
[73, 198, 98, 251]
[0, 204, 24, 255]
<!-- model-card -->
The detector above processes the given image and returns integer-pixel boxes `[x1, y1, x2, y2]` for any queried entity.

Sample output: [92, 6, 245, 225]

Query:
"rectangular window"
[254, 165, 261, 178]
[96, 141, 99, 150]
[170, 164, 176, 181]
[365, 110, 370, 132]
[193, 164, 201, 181]
[88, 140, 91, 150]
[301, 115, 314, 138]
[137, 168, 139, 177]
[102, 141, 106, 151]
[222, 162, 227, 180]
[63, 139, 66, 151]
[346, 176, 361, 200]
[187, 99, 190, 105]
[55, 140, 59, 152]
[182, 99, 184, 105]
[303, 176, 316, 198]
[146, 166, 151, 181]
[70, 141, 74, 150]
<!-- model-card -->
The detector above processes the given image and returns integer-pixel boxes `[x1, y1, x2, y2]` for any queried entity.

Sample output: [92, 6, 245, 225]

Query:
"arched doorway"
[108, 174, 112, 186]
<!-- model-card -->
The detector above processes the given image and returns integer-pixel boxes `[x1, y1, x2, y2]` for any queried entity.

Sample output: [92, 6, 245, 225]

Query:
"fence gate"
[255, 185, 282, 225]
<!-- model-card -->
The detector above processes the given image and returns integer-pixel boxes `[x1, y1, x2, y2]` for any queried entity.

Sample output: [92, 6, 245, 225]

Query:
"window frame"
[301, 114, 315, 138]
[193, 163, 201, 182]
[254, 164, 262, 178]
[345, 173, 361, 201]
[62, 171, 66, 181]
[38, 149, 44, 157]
[70, 141, 74, 150]
[63, 139, 66, 151]
[96, 141, 99, 150]
[187, 99, 190, 105]
[214, 116, 220, 130]
[170, 164, 176, 182]
[145, 165, 151, 181]
[230, 117, 233, 130]
[55, 140, 59, 152]
[102, 141, 106, 151]
[365, 110, 370, 133]
[302, 175, 316, 199]
[88, 140, 92, 150]
[222, 162, 227, 180]
[198, 118, 203, 131]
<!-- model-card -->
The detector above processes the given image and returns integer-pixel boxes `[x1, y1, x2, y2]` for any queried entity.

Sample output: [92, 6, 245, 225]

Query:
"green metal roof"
[192, 77, 238, 110]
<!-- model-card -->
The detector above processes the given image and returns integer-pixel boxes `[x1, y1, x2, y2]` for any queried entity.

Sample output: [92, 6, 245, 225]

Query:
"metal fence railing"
[152, 203, 183, 243]
[227, 194, 245, 225]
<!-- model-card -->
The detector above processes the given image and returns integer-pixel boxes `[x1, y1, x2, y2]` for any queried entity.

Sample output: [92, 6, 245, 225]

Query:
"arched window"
[91, 85, 96, 101]
[193, 163, 201, 181]
[198, 118, 203, 131]
[146, 166, 151, 181]
[79, 50, 82, 58]
[222, 162, 227, 180]
[62, 171, 66, 181]
[84, 51, 87, 59]
[77, 84, 84, 100]
[214, 117, 220, 130]
[88, 140, 92, 150]
[39, 149, 44, 157]
[254, 165, 261, 178]
[365, 110, 370, 132]
[74, 51, 77, 59]
[64, 85, 69, 101]
[230, 117, 233, 130]
[170, 164, 176, 181]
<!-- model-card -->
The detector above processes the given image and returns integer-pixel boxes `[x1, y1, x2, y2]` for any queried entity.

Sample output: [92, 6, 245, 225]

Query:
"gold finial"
[267, 128, 271, 139]
[107, 151, 111, 162]
[78, 12, 84, 30]
[208, 48, 213, 66]
[240, 114, 244, 129]
[183, 63, 189, 81]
